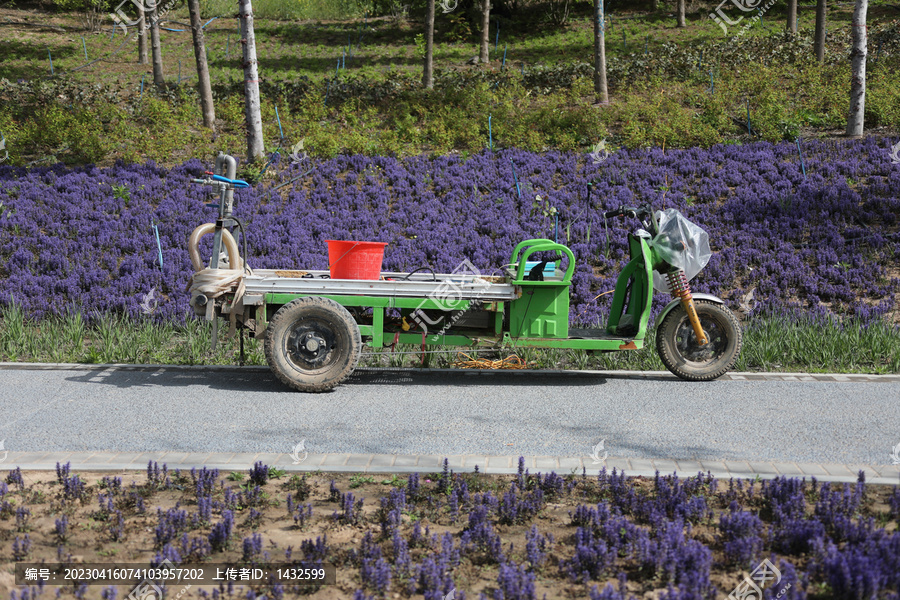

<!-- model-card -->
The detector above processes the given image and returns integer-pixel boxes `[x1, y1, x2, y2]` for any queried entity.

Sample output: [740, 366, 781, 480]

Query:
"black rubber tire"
[656, 300, 742, 381]
[264, 297, 361, 392]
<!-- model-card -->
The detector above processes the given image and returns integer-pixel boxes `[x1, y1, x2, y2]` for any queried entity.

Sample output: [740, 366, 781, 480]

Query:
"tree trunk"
[423, 0, 434, 88]
[149, 3, 164, 85]
[677, 0, 686, 27]
[651, 0, 659, 11]
[479, 0, 490, 63]
[814, 0, 826, 62]
[187, 0, 215, 131]
[594, 0, 608, 104]
[845, 0, 867, 137]
[787, 0, 798, 33]
[137, 3, 148, 64]
[239, 0, 265, 162]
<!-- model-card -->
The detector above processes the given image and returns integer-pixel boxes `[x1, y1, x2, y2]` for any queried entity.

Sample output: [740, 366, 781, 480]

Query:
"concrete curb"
[4, 452, 899, 485]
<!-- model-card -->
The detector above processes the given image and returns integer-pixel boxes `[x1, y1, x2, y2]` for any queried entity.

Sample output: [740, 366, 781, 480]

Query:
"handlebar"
[604, 206, 648, 219]
[605, 204, 659, 235]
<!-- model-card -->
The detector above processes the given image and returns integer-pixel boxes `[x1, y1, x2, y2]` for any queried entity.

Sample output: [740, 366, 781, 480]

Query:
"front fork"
[666, 270, 708, 346]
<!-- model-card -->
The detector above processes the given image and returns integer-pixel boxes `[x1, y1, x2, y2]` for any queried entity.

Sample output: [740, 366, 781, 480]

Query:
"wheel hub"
[675, 318, 725, 362]
[288, 325, 334, 368]
[302, 333, 325, 354]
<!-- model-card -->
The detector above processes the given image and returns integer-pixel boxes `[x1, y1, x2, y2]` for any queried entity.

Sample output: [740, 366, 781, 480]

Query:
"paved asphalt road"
[0, 366, 898, 466]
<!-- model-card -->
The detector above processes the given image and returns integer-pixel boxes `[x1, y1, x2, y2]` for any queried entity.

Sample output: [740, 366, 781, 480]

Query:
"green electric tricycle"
[188, 153, 742, 392]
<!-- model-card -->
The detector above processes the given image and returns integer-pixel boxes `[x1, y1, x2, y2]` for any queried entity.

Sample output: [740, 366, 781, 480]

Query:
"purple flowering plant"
[4, 458, 900, 599]
[1, 140, 897, 326]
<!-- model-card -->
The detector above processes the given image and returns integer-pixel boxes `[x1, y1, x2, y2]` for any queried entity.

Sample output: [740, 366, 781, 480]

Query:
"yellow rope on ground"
[452, 352, 527, 370]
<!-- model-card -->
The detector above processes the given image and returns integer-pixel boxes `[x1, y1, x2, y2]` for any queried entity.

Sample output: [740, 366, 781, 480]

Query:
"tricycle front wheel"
[264, 297, 361, 392]
[656, 299, 742, 381]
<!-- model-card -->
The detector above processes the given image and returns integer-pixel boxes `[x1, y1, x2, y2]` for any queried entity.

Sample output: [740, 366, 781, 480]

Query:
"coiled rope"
[452, 352, 527, 370]
[187, 266, 248, 339]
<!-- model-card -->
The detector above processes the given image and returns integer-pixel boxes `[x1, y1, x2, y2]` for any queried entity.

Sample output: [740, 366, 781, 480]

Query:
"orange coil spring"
[667, 271, 692, 300]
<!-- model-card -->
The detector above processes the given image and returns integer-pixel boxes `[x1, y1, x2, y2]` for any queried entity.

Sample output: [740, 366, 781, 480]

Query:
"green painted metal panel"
[509, 337, 644, 350]
[396, 333, 482, 346]
[606, 235, 654, 341]
[509, 285, 569, 338]
[371, 306, 384, 347]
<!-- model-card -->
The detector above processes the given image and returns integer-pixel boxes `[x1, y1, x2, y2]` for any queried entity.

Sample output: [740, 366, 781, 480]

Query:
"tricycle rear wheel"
[264, 297, 361, 392]
[656, 299, 742, 381]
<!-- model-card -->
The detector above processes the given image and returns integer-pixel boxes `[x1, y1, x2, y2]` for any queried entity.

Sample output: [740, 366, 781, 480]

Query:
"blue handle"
[211, 174, 250, 188]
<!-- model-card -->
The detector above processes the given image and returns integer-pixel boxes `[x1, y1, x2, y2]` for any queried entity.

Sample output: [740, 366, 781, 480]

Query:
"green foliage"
[865, 68, 900, 127]
[237, 160, 268, 185]
[608, 81, 722, 149]
[4, 291, 897, 373]
[110, 184, 130, 204]
[202, 0, 367, 20]
[19, 104, 106, 164]
[414, 33, 426, 59]
[50, 0, 115, 9]
[0, 6, 898, 163]
[734, 314, 900, 373]
[442, 12, 473, 43]
[530, 196, 557, 219]
[285, 474, 312, 501]
[380, 474, 406, 486]
[349, 475, 376, 488]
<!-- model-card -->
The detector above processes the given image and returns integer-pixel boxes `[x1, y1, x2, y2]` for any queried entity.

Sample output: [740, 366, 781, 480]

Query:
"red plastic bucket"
[326, 240, 387, 280]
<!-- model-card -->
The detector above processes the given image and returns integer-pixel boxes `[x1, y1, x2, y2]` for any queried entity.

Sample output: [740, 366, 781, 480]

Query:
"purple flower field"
[4, 461, 900, 600]
[0, 138, 898, 324]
